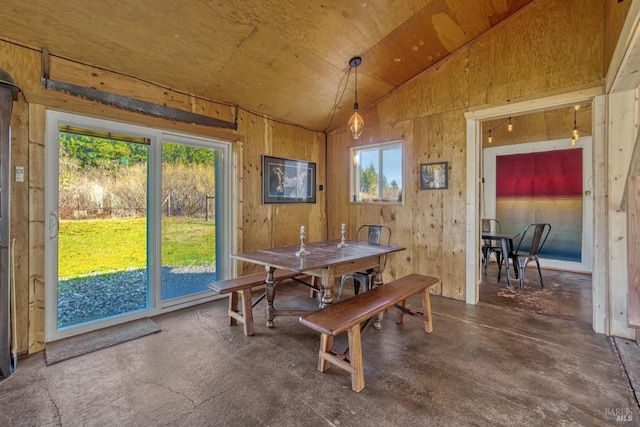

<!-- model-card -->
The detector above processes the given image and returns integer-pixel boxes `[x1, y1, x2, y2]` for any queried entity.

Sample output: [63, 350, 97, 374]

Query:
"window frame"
[350, 140, 404, 204]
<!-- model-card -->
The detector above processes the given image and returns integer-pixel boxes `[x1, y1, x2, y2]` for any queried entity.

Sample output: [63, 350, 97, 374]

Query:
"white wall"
[607, 89, 638, 339]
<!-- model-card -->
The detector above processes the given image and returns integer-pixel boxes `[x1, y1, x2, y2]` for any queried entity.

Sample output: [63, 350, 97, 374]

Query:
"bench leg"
[421, 288, 433, 333]
[228, 292, 239, 327]
[227, 289, 254, 336]
[318, 334, 333, 372]
[240, 289, 254, 336]
[395, 299, 406, 324]
[394, 292, 433, 333]
[347, 325, 365, 392]
[316, 327, 365, 392]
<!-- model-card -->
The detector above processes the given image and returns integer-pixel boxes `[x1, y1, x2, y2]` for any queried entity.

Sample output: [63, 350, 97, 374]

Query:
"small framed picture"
[262, 155, 317, 204]
[420, 162, 448, 190]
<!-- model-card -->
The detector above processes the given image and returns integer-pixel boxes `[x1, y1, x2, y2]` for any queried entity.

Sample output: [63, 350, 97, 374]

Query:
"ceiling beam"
[41, 78, 238, 130]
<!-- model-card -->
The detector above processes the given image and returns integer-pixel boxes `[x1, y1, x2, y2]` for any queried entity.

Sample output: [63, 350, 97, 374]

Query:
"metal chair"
[481, 219, 502, 274]
[502, 223, 551, 288]
[337, 224, 391, 301]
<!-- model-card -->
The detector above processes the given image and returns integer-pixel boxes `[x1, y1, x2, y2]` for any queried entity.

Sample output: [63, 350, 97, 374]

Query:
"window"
[351, 141, 403, 203]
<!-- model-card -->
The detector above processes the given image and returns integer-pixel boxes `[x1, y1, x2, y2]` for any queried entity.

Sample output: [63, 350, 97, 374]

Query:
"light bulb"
[571, 105, 580, 145]
[349, 109, 364, 139]
[508, 117, 513, 132]
[488, 131, 492, 144]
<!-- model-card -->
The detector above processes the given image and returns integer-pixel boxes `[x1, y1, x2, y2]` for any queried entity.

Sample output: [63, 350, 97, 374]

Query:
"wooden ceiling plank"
[0, 0, 535, 130]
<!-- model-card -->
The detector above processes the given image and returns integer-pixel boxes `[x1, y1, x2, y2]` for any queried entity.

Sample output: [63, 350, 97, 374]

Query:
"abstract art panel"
[496, 148, 582, 262]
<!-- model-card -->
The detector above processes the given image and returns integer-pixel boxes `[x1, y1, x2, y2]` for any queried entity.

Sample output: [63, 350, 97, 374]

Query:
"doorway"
[464, 88, 606, 333]
[45, 111, 232, 341]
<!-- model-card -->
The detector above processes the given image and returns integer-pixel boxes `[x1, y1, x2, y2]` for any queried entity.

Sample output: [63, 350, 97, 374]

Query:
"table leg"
[319, 268, 335, 308]
[265, 267, 276, 327]
[501, 238, 512, 286]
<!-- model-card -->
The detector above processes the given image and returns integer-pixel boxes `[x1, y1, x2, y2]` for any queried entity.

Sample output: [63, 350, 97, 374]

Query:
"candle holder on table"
[337, 223, 349, 248]
[295, 226, 310, 256]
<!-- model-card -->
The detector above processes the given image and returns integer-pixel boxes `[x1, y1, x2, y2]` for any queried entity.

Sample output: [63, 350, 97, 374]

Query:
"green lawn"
[58, 217, 216, 278]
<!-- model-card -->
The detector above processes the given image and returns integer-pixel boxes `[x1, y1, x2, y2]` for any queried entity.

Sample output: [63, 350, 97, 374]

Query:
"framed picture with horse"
[262, 155, 316, 204]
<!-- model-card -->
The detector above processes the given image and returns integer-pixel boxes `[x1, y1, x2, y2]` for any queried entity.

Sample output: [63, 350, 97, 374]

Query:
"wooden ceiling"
[0, 0, 534, 132]
[482, 103, 593, 147]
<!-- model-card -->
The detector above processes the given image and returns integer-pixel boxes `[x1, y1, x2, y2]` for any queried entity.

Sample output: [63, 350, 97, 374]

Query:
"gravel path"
[58, 266, 216, 328]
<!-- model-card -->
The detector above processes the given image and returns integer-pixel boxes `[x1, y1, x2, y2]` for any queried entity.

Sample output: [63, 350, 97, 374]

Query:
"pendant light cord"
[354, 65, 358, 108]
[323, 66, 352, 132]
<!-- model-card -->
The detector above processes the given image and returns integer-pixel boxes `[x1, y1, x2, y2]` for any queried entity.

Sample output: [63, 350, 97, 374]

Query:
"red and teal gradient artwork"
[496, 148, 582, 262]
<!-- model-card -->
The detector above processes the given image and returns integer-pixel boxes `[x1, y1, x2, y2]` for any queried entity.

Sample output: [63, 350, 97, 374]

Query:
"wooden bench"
[208, 270, 304, 336]
[299, 274, 439, 392]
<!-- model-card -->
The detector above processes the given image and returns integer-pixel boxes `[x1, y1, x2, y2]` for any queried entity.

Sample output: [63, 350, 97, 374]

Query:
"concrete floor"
[479, 263, 593, 325]
[1, 270, 639, 426]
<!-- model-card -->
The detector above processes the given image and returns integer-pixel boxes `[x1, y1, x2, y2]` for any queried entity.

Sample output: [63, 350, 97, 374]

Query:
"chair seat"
[503, 223, 551, 288]
[338, 271, 372, 301]
[338, 224, 391, 301]
[484, 244, 502, 253]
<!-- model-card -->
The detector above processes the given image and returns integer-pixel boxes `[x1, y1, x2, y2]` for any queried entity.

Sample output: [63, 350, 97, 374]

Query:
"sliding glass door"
[160, 139, 220, 301]
[55, 129, 150, 329]
[45, 112, 231, 341]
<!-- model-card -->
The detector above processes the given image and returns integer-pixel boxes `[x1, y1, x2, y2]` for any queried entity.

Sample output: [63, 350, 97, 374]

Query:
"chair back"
[482, 219, 501, 244]
[513, 223, 551, 256]
[356, 224, 392, 246]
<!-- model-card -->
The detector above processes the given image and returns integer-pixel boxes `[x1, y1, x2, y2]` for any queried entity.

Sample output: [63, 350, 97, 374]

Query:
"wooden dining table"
[481, 230, 520, 286]
[232, 239, 405, 327]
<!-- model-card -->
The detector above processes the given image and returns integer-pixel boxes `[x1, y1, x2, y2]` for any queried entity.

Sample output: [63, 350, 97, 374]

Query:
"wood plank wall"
[0, 41, 325, 354]
[628, 176, 640, 329]
[0, 0, 624, 354]
[327, 0, 605, 299]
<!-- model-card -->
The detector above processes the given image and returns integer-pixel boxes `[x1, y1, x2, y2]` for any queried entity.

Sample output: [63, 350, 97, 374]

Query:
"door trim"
[463, 86, 606, 334]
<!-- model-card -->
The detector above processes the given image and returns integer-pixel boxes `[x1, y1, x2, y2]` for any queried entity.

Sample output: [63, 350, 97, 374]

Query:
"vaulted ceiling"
[1, 0, 534, 132]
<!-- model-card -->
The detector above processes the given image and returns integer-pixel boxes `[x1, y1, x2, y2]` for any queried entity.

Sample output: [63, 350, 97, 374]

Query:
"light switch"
[15, 166, 24, 182]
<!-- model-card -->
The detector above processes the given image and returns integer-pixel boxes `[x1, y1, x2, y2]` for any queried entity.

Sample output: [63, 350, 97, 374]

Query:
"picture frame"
[420, 162, 448, 190]
[262, 155, 317, 204]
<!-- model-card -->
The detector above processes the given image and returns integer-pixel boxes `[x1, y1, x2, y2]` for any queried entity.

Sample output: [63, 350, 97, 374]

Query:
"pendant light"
[485, 116, 512, 144]
[571, 105, 580, 146]
[348, 56, 364, 139]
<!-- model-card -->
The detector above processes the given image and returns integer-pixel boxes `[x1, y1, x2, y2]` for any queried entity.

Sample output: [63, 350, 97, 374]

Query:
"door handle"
[49, 211, 59, 239]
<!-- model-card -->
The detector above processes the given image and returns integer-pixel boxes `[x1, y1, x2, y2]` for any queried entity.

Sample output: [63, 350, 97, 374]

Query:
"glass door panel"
[161, 140, 218, 301]
[57, 131, 150, 329]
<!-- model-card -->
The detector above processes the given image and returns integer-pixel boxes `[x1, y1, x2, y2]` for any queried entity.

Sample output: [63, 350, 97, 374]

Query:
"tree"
[59, 133, 147, 169]
[162, 142, 216, 166]
[359, 164, 378, 196]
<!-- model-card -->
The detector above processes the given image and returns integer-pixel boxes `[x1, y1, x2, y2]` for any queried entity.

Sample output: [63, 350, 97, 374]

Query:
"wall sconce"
[348, 56, 364, 139]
